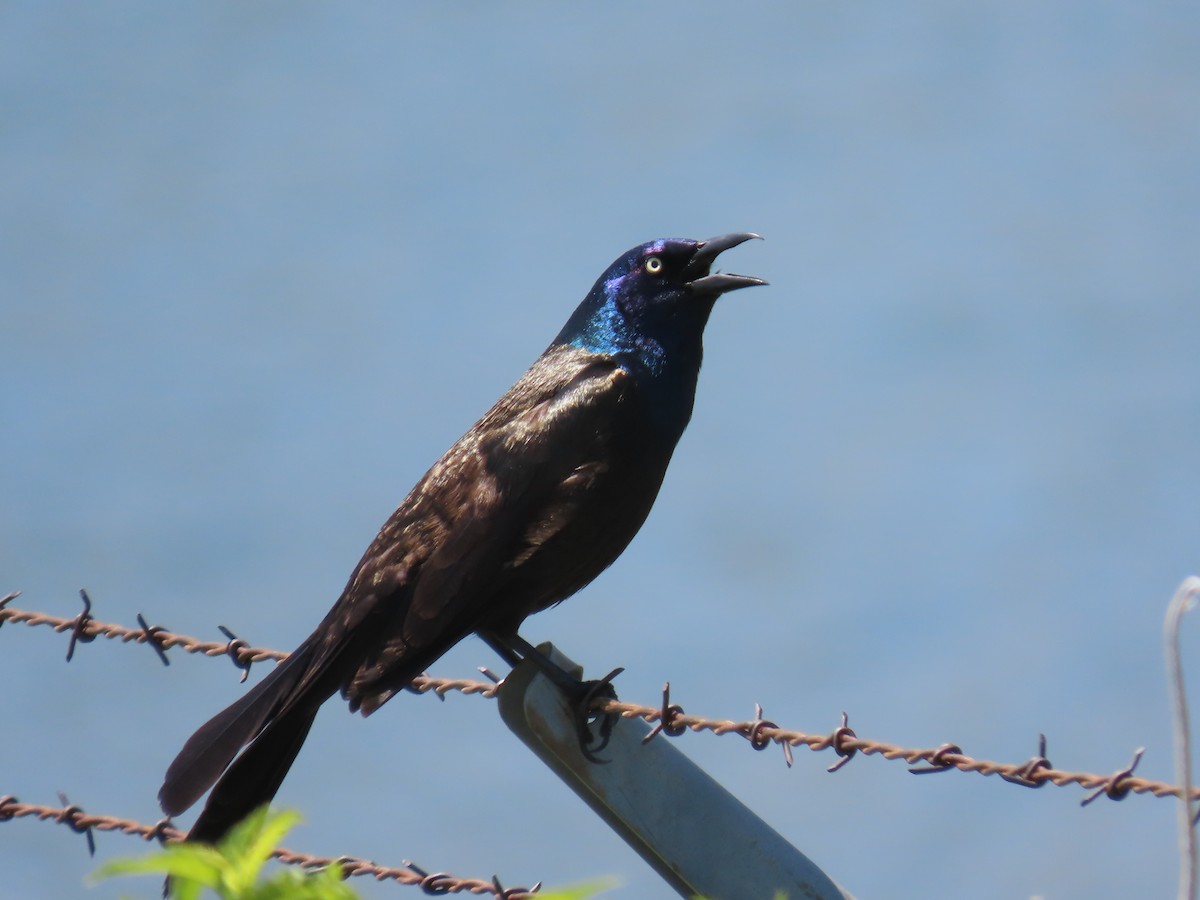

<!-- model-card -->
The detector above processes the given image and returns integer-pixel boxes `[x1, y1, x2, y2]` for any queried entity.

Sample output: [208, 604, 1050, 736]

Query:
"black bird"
[159, 232, 766, 842]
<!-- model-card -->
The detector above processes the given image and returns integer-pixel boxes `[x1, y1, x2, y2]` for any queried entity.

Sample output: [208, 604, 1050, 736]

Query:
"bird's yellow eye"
[645, 256, 663, 274]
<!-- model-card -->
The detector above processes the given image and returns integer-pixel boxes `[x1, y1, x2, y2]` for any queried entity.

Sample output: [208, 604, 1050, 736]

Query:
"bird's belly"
[483, 444, 672, 632]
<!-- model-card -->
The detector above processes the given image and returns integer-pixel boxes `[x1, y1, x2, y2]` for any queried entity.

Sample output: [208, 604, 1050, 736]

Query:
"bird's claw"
[572, 666, 623, 763]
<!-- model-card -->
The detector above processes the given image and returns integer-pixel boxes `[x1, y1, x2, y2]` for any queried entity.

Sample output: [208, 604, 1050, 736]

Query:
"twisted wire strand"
[0, 796, 537, 898]
[0, 594, 1188, 802]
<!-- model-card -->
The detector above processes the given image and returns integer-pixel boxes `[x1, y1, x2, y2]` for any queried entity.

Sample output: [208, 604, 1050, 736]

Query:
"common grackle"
[159, 233, 766, 842]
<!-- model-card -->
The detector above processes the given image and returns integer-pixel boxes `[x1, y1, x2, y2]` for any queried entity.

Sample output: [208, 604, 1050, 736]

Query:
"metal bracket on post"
[497, 643, 854, 900]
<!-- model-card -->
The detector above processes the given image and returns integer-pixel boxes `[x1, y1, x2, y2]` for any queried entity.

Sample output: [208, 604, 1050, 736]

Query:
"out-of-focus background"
[4, 4, 1198, 898]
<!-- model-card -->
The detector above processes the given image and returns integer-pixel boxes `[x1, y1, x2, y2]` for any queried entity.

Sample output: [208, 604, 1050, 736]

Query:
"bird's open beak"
[684, 232, 768, 296]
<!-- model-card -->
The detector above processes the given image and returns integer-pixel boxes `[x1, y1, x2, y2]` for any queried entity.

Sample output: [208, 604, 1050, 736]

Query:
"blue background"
[4, 3, 1199, 898]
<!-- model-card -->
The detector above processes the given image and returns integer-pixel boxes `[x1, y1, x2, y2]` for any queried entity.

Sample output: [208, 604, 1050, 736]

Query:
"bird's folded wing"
[343, 355, 635, 702]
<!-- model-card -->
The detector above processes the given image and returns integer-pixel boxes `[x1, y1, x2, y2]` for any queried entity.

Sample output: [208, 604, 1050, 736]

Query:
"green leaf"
[92, 808, 347, 900]
[93, 842, 226, 886]
[217, 806, 301, 893]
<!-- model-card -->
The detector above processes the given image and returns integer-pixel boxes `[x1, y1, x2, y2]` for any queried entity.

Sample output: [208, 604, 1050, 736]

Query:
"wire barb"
[0, 591, 19, 627]
[999, 734, 1053, 788]
[1081, 747, 1146, 807]
[65, 590, 96, 662]
[217, 625, 254, 683]
[0, 795, 19, 820]
[909, 743, 964, 775]
[491, 873, 541, 898]
[404, 859, 456, 894]
[54, 792, 96, 856]
[826, 712, 858, 773]
[744, 703, 794, 768]
[136, 614, 172, 666]
[642, 682, 686, 744]
[145, 817, 174, 845]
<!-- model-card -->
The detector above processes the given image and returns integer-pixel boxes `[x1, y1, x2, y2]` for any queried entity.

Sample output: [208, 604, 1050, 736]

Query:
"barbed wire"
[2, 589, 1191, 808]
[0, 591, 496, 699]
[0, 795, 539, 897]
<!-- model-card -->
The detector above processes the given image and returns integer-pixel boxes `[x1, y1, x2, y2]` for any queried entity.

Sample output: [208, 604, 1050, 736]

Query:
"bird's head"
[554, 233, 767, 373]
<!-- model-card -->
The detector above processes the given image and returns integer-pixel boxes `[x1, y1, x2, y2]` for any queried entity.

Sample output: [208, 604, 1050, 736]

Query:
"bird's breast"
[481, 383, 681, 629]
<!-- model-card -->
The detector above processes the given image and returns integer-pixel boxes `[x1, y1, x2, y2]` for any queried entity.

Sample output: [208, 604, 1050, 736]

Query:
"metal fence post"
[497, 644, 854, 900]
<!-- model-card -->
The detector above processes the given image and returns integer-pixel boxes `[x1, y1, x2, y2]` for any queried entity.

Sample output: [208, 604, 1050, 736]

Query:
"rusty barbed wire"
[0, 593, 495, 700]
[0, 796, 540, 897]
[608, 691, 1173, 802]
[2, 592, 1195, 806]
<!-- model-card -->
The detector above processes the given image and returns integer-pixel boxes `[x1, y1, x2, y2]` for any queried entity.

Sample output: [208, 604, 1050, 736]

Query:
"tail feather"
[185, 704, 320, 844]
[159, 643, 316, 817]
[158, 610, 433, 844]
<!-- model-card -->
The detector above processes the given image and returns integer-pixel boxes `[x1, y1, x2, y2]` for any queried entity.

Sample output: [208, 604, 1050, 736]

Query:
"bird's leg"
[480, 630, 623, 762]
[478, 631, 526, 669]
[480, 631, 580, 689]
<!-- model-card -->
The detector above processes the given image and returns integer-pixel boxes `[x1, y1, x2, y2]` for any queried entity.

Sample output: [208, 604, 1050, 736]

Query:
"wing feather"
[343, 350, 636, 708]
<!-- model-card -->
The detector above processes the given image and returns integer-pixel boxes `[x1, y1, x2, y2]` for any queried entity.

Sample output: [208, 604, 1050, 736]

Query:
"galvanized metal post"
[497, 644, 854, 900]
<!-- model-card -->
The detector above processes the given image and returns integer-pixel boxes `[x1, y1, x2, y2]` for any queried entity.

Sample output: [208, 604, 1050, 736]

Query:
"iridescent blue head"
[554, 233, 767, 377]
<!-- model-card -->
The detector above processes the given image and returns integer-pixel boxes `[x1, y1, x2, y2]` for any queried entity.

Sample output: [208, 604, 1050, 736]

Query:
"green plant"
[93, 808, 356, 900]
[93, 807, 616, 899]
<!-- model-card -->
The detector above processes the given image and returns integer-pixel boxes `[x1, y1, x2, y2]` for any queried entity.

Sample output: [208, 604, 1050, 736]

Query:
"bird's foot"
[513, 648, 624, 762]
[565, 666, 624, 763]
[480, 630, 625, 762]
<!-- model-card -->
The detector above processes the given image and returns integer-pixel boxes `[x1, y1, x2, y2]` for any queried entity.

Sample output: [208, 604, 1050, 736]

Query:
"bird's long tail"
[184, 701, 320, 843]
[158, 637, 329, 842]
